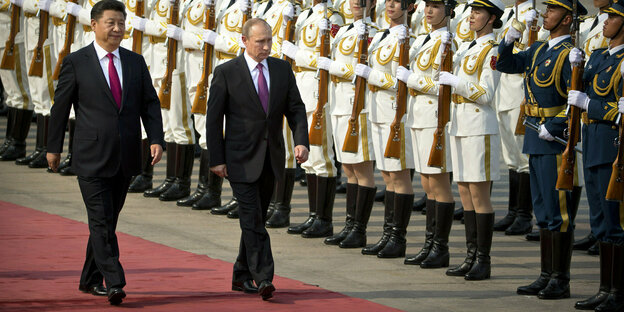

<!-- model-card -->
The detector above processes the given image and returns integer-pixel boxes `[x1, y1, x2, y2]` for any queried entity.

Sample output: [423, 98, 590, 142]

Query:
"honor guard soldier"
[333, 0, 353, 24]
[451, 1, 474, 46]
[280, 0, 344, 238]
[568, 1, 624, 310]
[374, 0, 388, 29]
[497, 0, 588, 300]
[410, 0, 428, 37]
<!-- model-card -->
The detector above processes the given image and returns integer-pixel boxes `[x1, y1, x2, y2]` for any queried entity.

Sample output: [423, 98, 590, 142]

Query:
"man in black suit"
[46, 0, 164, 305]
[207, 18, 309, 300]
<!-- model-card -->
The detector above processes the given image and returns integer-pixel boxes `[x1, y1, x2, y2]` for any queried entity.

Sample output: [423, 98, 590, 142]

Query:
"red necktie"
[107, 53, 122, 109]
[256, 63, 269, 113]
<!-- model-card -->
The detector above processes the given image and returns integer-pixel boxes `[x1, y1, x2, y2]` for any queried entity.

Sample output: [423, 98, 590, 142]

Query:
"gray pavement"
[0, 116, 600, 311]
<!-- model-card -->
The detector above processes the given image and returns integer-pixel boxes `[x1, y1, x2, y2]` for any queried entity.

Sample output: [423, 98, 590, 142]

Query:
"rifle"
[281, 4, 297, 66]
[52, 0, 78, 80]
[523, 119, 581, 153]
[0, 4, 20, 70]
[29, 9, 50, 77]
[190, 0, 216, 114]
[238, 0, 252, 55]
[514, 0, 539, 135]
[342, 0, 368, 153]
[426, 0, 452, 167]
[555, 0, 582, 191]
[158, 0, 180, 110]
[309, 1, 330, 146]
[606, 109, 624, 201]
[131, 0, 145, 54]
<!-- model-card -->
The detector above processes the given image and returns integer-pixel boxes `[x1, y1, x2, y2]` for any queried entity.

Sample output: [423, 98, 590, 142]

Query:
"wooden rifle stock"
[427, 42, 452, 168]
[309, 10, 330, 146]
[514, 2, 539, 135]
[1, 5, 20, 70]
[342, 25, 369, 153]
[29, 10, 49, 77]
[238, 4, 252, 54]
[606, 116, 624, 201]
[384, 29, 409, 159]
[52, 0, 78, 80]
[281, 15, 297, 66]
[158, 0, 180, 110]
[191, 0, 216, 114]
[131, 0, 145, 54]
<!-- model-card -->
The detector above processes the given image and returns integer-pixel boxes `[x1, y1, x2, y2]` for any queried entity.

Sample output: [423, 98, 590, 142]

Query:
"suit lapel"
[120, 48, 130, 112]
[238, 56, 265, 115]
[88, 43, 118, 111]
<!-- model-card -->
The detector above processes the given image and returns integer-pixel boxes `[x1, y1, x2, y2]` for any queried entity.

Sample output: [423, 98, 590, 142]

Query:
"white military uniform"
[293, 2, 343, 177]
[410, 0, 428, 36]
[405, 27, 454, 174]
[367, 25, 414, 172]
[332, 0, 352, 24]
[0, 0, 31, 110]
[328, 18, 377, 164]
[212, 0, 245, 67]
[452, 2, 474, 45]
[374, 0, 389, 29]
[580, 11, 608, 57]
[448, 33, 501, 182]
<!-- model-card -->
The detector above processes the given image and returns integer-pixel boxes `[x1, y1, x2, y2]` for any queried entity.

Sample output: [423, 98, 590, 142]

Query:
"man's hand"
[47, 153, 61, 172]
[150, 144, 163, 165]
[294, 145, 308, 164]
[211, 164, 228, 178]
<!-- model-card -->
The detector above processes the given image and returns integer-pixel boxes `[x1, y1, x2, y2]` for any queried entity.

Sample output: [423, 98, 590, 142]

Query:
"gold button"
[390, 96, 395, 100]
[428, 100, 433, 104]
[475, 108, 480, 112]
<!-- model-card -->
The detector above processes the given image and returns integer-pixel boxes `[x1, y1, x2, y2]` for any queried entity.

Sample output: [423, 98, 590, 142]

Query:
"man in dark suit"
[206, 18, 309, 300]
[46, 0, 164, 305]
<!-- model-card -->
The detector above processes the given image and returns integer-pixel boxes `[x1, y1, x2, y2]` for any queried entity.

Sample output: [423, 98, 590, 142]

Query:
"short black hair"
[91, 0, 127, 21]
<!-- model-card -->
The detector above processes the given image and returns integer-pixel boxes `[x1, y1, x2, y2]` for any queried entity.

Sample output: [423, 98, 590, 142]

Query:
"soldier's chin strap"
[549, 11, 568, 34]
[474, 10, 492, 34]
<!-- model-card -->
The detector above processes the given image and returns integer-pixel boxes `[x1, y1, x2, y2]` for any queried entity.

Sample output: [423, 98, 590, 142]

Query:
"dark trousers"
[529, 154, 575, 232]
[229, 151, 275, 285]
[584, 163, 624, 245]
[77, 169, 132, 288]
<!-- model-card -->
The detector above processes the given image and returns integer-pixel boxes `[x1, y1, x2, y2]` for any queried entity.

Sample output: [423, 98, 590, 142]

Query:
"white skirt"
[370, 121, 414, 172]
[450, 134, 501, 182]
[410, 127, 452, 174]
[331, 114, 375, 164]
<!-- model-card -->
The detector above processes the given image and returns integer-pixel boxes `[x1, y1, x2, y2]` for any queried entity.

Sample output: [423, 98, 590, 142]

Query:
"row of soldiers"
[1, 0, 623, 309]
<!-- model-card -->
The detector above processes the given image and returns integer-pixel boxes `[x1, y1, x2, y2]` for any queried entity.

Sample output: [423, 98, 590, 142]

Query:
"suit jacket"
[206, 55, 309, 183]
[48, 43, 164, 177]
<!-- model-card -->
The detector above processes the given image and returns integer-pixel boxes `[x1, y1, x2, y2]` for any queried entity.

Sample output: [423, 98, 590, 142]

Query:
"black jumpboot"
[144, 142, 177, 197]
[405, 199, 436, 265]
[211, 197, 237, 215]
[1, 108, 33, 161]
[178, 148, 209, 206]
[420, 201, 455, 268]
[0, 106, 15, 155]
[518, 229, 553, 295]
[27, 115, 49, 168]
[537, 231, 573, 299]
[160, 144, 194, 201]
[339, 185, 376, 248]
[377, 193, 414, 258]
[465, 212, 494, 280]
[128, 139, 153, 192]
[288, 174, 317, 234]
[16, 113, 44, 165]
[575, 242, 612, 310]
[266, 168, 296, 228]
[325, 183, 357, 245]
[494, 169, 518, 231]
[193, 170, 223, 210]
[362, 191, 394, 255]
[596, 244, 624, 312]
[506, 172, 533, 235]
[58, 119, 76, 175]
[446, 210, 477, 276]
[302, 176, 336, 238]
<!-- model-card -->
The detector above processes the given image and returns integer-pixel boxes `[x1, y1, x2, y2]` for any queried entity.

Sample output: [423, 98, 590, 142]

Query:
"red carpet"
[0, 201, 397, 311]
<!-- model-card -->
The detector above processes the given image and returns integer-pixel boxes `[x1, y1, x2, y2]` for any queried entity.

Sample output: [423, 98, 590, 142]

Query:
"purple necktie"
[107, 53, 122, 109]
[256, 63, 268, 113]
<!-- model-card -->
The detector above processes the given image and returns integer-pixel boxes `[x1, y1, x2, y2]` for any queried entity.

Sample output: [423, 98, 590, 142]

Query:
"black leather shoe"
[107, 287, 126, 305]
[336, 182, 347, 194]
[257, 280, 275, 301]
[266, 207, 290, 228]
[128, 174, 152, 193]
[573, 233, 597, 251]
[412, 195, 427, 211]
[59, 165, 75, 176]
[227, 206, 239, 219]
[79, 284, 107, 296]
[301, 218, 333, 238]
[287, 215, 315, 234]
[28, 151, 48, 168]
[526, 231, 540, 241]
[505, 218, 532, 235]
[211, 198, 238, 215]
[453, 206, 464, 220]
[588, 242, 600, 255]
[232, 280, 258, 294]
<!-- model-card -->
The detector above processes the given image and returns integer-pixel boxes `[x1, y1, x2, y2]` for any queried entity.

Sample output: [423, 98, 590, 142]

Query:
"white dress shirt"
[547, 35, 571, 51]
[93, 41, 124, 89]
[244, 51, 270, 94]
[610, 44, 624, 56]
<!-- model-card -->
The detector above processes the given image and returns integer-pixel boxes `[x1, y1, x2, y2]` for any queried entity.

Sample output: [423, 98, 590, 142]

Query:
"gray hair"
[242, 18, 271, 38]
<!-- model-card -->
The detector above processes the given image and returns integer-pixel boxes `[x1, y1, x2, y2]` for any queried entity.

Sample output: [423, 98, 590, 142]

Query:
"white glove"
[38, 0, 52, 12]
[317, 56, 333, 71]
[569, 48, 584, 68]
[390, 25, 407, 41]
[538, 124, 555, 141]
[237, 0, 249, 11]
[131, 16, 147, 32]
[396, 66, 410, 83]
[283, 2, 295, 20]
[505, 27, 522, 45]
[354, 64, 372, 79]
[619, 97, 624, 114]
[10, 0, 24, 7]
[568, 90, 590, 111]
[202, 29, 217, 45]
[317, 18, 329, 31]
[166, 24, 184, 41]
[203, 0, 213, 5]
[66, 2, 82, 16]
[355, 20, 366, 37]
[621, 61, 624, 77]
[441, 31, 453, 46]
[523, 9, 538, 28]
[438, 71, 460, 88]
[281, 41, 298, 59]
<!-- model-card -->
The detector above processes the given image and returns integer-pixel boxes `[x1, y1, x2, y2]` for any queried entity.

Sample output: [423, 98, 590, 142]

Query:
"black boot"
[1, 108, 32, 161]
[57, 119, 76, 171]
[465, 212, 494, 280]
[596, 244, 624, 312]
[526, 230, 541, 241]
[144, 142, 176, 197]
[420, 202, 455, 268]
[377, 193, 414, 258]
[362, 191, 394, 255]
[28, 115, 49, 168]
[453, 206, 464, 220]
[266, 185, 278, 220]
[325, 183, 357, 245]
[537, 231, 573, 299]
[517, 229, 553, 295]
[211, 197, 238, 215]
[178, 148, 209, 206]
[193, 171, 223, 210]
[302, 176, 336, 238]
[374, 187, 385, 202]
[574, 233, 598, 251]
[15, 113, 43, 165]
[128, 139, 153, 192]
[494, 169, 518, 231]
[266, 168, 295, 228]
[340, 185, 376, 248]
[575, 242, 612, 310]
[288, 174, 317, 234]
[0, 107, 15, 155]
[506, 172, 533, 235]
[405, 199, 436, 265]
[446, 210, 477, 275]
[588, 242, 601, 255]
[413, 194, 427, 212]
[160, 144, 194, 201]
